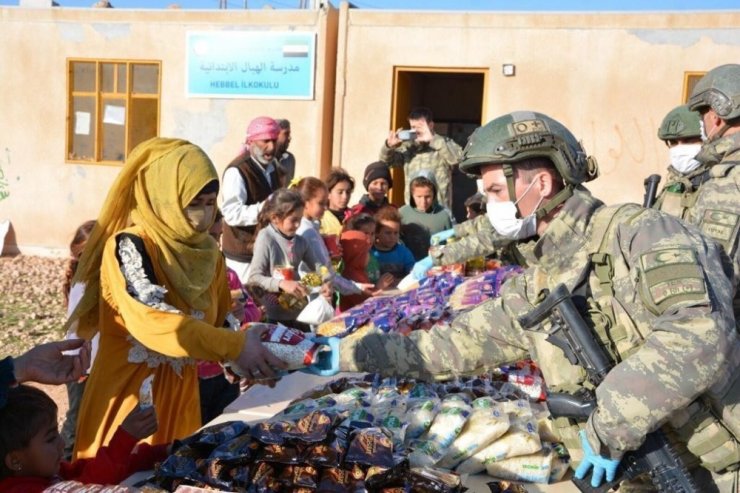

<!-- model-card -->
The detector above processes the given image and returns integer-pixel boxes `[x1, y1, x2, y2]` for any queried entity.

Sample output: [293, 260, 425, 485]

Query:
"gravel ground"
[0, 255, 70, 424]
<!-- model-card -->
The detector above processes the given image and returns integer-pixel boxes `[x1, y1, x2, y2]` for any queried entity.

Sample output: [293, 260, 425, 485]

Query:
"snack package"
[344, 427, 395, 468]
[436, 398, 511, 469]
[404, 398, 439, 441]
[139, 374, 154, 409]
[259, 324, 325, 371]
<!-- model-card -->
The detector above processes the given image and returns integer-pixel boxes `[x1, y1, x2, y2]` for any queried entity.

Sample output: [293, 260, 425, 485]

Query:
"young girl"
[340, 214, 394, 310]
[319, 168, 355, 236]
[0, 385, 167, 492]
[67, 138, 286, 460]
[247, 189, 331, 331]
[294, 177, 372, 304]
[60, 219, 96, 460]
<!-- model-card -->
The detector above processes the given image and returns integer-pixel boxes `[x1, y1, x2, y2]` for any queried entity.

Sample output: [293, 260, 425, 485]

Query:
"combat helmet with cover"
[688, 64, 740, 122]
[657, 104, 702, 142]
[460, 111, 599, 219]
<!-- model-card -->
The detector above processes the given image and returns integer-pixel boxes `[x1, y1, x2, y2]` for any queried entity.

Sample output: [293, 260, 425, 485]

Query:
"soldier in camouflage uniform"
[381, 107, 463, 209]
[679, 64, 740, 315]
[318, 111, 740, 490]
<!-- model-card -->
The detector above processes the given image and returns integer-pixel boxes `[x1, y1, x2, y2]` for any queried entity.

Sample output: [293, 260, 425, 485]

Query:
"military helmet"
[688, 64, 740, 121]
[460, 111, 599, 185]
[657, 104, 702, 141]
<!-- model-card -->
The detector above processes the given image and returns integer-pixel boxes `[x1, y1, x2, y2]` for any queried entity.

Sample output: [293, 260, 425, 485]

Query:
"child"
[347, 161, 395, 218]
[0, 385, 167, 492]
[371, 206, 416, 283]
[399, 170, 455, 261]
[464, 193, 487, 220]
[247, 189, 331, 332]
[198, 209, 262, 425]
[294, 177, 372, 300]
[60, 220, 96, 460]
[320, 168, 355, 236]
[339, 214, 395, 311]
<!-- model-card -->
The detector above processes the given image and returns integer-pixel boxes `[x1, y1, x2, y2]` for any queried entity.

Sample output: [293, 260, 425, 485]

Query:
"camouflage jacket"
[340, 188, 737, 457]
[654, 132, 740, 312]
[380, 134, 463, 209]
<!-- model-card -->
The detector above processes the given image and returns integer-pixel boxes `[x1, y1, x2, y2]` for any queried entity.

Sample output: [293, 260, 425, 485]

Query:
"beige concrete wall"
[0, 6, 337, 255]
[332, 8, 740, 208]
[2, 4, 739, 254]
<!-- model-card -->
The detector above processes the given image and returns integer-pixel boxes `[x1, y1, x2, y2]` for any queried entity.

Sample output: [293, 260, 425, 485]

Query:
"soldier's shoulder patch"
[699, 209, 739, 250]
[638, 248, 708, 314]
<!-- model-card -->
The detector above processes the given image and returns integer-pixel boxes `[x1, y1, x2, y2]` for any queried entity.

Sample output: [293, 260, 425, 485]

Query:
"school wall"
[0, 5, 338, 255]
[332, 7, 740, 208]
[2, 4, 740, 254]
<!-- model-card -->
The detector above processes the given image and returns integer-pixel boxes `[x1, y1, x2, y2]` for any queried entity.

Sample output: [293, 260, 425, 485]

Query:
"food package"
[436, 397, 511, 469]
[455, 412, 542, 475]
[485, 442, 570, 484]
[258, 323, 325, 371]
[404, 398, 439, 441]
[408, 394, 472, 467]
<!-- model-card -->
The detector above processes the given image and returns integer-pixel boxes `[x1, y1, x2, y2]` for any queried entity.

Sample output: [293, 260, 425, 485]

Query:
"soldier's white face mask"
[185, 205, 216, 233]
[486, 179, 543, 240]
[669, 144, 702, 174]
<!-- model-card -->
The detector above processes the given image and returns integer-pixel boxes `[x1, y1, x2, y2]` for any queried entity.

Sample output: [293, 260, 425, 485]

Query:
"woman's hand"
[279, 280, 308, 298]
[233, 324, 289, 380]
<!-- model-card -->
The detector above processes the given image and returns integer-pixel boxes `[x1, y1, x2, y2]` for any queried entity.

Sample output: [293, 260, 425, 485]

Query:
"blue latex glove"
[411, 256, 433, 280]
[430, 228, 455, 246]
[574, 430, 621, 487]
[301, 336, 340, 377]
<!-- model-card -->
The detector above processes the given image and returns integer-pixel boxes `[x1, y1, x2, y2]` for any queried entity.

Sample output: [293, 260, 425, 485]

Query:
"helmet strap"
[503, 164, 517, 205]
[534, 184, 573, 220]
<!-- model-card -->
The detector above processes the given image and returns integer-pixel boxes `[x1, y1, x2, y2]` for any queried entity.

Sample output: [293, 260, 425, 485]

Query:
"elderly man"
[221, 116, 283, 282]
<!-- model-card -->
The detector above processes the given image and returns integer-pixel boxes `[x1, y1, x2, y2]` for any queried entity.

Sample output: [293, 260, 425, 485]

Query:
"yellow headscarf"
[65, 137, 221, 339]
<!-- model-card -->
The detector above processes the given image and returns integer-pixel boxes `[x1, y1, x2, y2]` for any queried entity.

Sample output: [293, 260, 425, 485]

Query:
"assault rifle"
[643, 174, 662, 208]
[518, 283, 699, 493]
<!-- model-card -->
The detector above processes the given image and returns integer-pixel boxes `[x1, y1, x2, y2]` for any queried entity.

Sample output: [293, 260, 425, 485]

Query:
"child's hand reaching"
[375, 273, 395, 291]
[121, 405, 158, 440]
[279, 280, 308, 298]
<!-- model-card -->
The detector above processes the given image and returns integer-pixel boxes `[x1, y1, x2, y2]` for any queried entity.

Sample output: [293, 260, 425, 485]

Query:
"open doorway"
[390, 67, 487, 222]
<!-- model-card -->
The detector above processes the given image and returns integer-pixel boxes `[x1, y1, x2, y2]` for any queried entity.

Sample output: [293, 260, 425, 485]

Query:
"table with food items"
[77, 265, 581, 493]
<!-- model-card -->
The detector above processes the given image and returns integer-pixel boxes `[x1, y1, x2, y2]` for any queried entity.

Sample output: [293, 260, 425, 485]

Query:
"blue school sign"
[186, 31, 316, 100]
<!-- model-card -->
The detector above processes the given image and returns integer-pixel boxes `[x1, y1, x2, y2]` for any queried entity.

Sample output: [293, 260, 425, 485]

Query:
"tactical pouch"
[671, 399, 740, 473]
[659, 190, 686, 218]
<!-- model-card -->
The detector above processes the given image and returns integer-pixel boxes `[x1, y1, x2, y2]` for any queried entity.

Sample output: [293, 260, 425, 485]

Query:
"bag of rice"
[436, 397, 510, 469]
[485, 442, 569, 484]
[455, 413, 541, 475]
[408, 395, 472, 468]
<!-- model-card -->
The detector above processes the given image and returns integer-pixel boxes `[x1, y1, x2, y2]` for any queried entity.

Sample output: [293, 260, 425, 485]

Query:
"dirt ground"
[0, 255, 71, 423]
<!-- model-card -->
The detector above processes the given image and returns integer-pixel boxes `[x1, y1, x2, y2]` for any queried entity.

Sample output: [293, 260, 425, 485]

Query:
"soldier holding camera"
[380, 106, 463, 209]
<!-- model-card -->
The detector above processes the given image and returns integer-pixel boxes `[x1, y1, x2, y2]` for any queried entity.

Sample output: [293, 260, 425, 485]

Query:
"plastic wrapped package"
[436, 398, 511, 469]
[404, 398, 439, 441]
[408, 395, 472, 467]
[485, 442, 570, 484]
[455, 413, 542, 475]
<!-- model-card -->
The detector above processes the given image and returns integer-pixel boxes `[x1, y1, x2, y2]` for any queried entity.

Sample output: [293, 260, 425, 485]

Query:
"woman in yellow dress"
[66, 138, 286, 459]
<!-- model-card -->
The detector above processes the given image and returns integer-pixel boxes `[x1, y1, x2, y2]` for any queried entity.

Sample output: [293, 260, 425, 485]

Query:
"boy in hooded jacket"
[399, 170, 455, 260]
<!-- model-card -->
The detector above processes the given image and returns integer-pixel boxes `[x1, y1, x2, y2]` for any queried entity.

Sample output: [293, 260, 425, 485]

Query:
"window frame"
[682, 71, 706, 105]
[66, 58, 162, 166]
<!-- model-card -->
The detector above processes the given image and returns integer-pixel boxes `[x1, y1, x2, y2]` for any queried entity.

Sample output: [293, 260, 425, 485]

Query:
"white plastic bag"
[297, 294, 334, 325]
